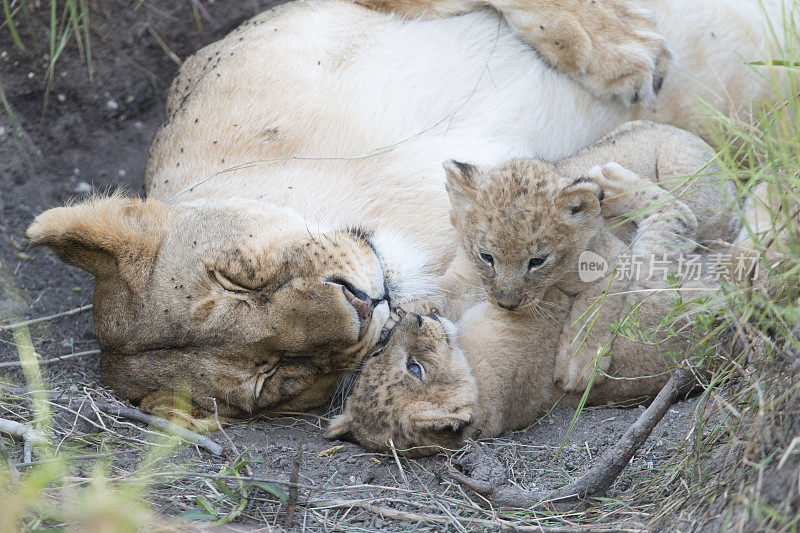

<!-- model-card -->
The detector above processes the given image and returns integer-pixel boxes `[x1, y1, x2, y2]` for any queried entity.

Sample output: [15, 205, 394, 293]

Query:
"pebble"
[74, 182, 92, 194]
[27, 72, 34, 79]
[106, 99, 119, 111]
[57, 94, 66, 103]
[0, 126, 6, 138]
[118, 169, 127, 177]
[0, 51, 7, 60]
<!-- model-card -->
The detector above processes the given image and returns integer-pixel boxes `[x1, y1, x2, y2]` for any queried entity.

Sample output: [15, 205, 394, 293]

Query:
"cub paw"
[507, 0, 671, 105]
[589, 162, 650, 218]
[385, 300, 440, 331]
[554, 343, 611, 393]
[410, 408, 474, 436]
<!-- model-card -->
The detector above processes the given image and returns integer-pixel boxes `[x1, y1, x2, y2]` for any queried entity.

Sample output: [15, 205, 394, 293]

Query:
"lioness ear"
[324, 412, 354, 440]
[443, 160, 479, 214]
[26, 195, 174, 280]
[555, 177, 603, 223]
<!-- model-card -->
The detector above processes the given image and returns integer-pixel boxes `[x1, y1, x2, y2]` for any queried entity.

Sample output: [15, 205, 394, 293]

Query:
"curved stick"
[449, 369, 694, 509]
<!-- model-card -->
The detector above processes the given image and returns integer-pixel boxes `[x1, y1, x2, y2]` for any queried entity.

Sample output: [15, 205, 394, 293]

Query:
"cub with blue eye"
[325, 310, 480, 457]
[325, 283, 697, 456]
[439, 120, 741, 391]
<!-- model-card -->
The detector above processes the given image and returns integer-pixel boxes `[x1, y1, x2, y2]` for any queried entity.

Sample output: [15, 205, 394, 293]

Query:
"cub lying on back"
[326, 122, 740, 455]
[439, 121, 740, 391]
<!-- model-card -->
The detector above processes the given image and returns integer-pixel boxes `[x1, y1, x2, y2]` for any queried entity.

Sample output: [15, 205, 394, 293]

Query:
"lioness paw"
[505, 0, 671, 105]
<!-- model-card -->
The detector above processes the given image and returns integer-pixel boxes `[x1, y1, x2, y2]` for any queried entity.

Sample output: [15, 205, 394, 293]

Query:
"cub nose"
[497, 301, 519, 310]
[336, 283, 374, 340]
[408, 312, 424, 327]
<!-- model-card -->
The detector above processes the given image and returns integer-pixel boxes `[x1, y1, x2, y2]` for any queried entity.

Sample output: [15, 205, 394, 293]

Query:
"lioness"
[27, 0, 787, 414]
[326, 145, 737, 455]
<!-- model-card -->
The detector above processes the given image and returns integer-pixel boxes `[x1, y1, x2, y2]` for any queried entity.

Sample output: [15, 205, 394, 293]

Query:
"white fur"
[149, 0, 789, 279]
[369, 228, 437, 305]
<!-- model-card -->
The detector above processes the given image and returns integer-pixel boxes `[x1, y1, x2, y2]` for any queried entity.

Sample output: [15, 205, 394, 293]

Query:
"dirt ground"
[0, 1, 704, 530]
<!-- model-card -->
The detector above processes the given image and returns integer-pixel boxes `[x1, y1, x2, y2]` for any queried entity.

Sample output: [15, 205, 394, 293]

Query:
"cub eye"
[406, 358, 423, 379]
[211, 269, 252, 293]
[478, 252, 494, 266]
[528, 255, 548, 270]
[368, 340, 388, 358]
[570, 202, 586, 215]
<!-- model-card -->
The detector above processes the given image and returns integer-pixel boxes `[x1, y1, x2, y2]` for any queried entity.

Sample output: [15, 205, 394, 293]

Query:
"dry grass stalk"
[0, 304, 93, 331]
[2, 385, 223, 456]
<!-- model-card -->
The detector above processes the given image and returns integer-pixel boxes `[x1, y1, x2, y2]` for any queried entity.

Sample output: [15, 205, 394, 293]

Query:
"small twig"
[0, 417, 45, 463]
[189, 0, 214, 23]
[0, 433, 20, 483]
[2, 386, 223, 456]
[388, 438, 409, 486]
[15, 448, 141, 468]
[304, 499, 637, 532]
[0, 304, 92, 331]
[285, 441, 303, 525]
[84, 400, 223, 455]
[0, 349, 100, 368]
[449, 370, 694, 509]
[144, 24, 181, 66]
[211, 398, 238, 454]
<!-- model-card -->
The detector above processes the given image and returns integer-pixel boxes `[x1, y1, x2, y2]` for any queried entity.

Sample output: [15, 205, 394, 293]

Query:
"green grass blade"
[2, 0, 24, 50]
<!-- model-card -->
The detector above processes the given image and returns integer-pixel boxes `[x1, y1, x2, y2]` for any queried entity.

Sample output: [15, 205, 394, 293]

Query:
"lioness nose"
[339, 284, 374, 340]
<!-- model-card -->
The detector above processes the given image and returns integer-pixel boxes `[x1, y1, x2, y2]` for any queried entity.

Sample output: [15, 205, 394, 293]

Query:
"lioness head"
[444, 158, 603, 311]
[27, 195, 432, 415]
[325, 312, 477, 457]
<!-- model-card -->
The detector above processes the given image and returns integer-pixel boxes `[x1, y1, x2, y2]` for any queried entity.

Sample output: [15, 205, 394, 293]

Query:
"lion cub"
[439, 121, 740, 391]
[327, 156, 733, 456]
[325, 280, 691, 456]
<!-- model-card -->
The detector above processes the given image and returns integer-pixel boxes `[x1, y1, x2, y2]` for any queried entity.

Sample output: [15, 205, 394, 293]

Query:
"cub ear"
[26, 194, 174, 281]
[555, 177, 603, 223]
[324, 412, 354, 440]
[443, 160, 479, 213]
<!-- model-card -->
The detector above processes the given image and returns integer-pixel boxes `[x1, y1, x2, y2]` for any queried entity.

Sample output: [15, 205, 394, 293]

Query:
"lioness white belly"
[147, 0, 781, 271]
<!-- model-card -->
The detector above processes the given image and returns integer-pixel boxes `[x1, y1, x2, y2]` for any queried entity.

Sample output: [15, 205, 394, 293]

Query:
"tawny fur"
[440, 121, 740, 390]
